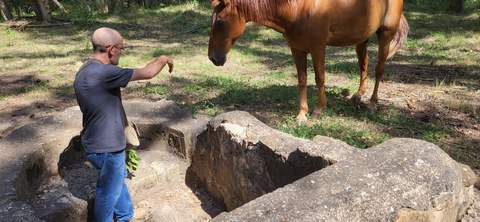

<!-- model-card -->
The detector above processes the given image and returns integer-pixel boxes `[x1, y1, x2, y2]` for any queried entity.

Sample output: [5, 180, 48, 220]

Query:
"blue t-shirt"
[73, 59, 134, 153]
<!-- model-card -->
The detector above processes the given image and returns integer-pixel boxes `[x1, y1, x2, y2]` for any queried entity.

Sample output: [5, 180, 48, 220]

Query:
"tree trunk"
[145, 0, 156, 8]
[12, 0, 21, 18]
[450, 0, 464, 13]
[32, 0, 51, 22]
[109, 0, 123, 13]
[0, 0, 13, 21]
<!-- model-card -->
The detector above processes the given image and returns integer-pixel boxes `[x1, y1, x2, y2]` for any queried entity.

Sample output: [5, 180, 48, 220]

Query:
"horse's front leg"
[311, 46, 327, 117]
[291, 48, 308, 123]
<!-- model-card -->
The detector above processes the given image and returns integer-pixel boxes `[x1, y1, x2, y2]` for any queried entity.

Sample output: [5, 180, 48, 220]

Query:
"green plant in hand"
[126, 148, 140, 176]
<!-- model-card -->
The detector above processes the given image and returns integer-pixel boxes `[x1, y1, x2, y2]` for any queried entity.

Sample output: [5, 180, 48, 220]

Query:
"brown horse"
[208, 0, 409, 122]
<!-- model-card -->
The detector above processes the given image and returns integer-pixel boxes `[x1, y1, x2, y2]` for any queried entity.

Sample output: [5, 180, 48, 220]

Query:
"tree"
[449, 0, 464, 13]
[0, 0, 13, 21]
[109, 0, 124, 13]
[31, 0, 51, 22]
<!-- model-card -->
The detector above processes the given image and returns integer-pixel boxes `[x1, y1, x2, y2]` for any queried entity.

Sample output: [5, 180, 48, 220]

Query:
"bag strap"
[78, 58, 130, 127]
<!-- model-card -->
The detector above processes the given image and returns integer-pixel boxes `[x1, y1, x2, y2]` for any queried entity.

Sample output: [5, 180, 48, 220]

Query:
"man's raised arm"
[130, 55, 173, 81]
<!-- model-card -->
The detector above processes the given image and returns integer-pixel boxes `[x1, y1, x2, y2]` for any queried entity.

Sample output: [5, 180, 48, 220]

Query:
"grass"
[0, 1, 479, 168]
[143, 83, 169, 95]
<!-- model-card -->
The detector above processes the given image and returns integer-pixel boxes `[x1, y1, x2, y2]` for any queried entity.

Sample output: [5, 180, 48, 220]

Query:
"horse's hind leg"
[291, 48, 309, 123]
[370, 30, 395, 109]
[371, 0, 403, 109]
[352, 40, 369, 104]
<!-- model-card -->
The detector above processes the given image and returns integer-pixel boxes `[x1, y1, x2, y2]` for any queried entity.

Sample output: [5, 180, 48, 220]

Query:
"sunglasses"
[114, 45, 125, 51]
[106, 44, 126, 52]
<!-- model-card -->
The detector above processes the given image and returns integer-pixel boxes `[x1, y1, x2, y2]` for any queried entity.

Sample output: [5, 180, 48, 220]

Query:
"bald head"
[91, 27, 124, 53]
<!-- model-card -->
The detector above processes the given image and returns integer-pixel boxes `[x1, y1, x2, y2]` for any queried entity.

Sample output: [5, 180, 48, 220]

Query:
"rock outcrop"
[213, 138, 476, 222]
[0, 100, 210, 221]
[1, 105, 477, 222]
[188, 111, 358, 211]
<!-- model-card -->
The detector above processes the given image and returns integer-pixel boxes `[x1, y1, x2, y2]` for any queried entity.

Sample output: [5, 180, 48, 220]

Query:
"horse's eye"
[212, 11, 225, 27]
[215, 19, 225, 27]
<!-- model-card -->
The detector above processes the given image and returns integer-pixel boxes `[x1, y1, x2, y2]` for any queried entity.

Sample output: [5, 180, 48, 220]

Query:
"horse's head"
[208, 0, 246, 66]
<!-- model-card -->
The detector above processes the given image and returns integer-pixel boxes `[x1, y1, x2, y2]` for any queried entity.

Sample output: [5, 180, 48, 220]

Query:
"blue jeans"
[86, 150, 134, 222]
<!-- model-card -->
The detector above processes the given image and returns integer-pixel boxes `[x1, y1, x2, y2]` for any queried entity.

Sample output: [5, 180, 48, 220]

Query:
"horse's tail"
[387, 14, 409, 59]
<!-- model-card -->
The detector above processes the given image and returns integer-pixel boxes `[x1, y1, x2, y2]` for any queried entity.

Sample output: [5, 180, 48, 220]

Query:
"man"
[73, 27, 173, 222]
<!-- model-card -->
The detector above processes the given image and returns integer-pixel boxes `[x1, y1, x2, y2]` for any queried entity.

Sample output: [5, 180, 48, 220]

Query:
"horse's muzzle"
[209, 56, 226, 66]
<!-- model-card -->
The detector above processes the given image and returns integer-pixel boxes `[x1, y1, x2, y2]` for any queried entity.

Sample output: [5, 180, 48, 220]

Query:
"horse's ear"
[220, 0, 230, 6]
[212, 0, 230, 8]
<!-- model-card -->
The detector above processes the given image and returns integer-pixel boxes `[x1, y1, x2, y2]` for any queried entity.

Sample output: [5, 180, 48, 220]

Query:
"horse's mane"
[233, 0, 295, 22]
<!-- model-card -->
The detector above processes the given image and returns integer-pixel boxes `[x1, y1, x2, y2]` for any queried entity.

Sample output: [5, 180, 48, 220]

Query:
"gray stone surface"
[208, 111, 358, 163]
[459, 163, 478, 188]
[212, 138, 475, 222]
[124, 100, 210, 160]
[0, 107, 82, 221]
[188, 111, 359, 211]
[0, 100, 211, 221]
[1, 103, 477, 222]
[312, 135, 356, 151]
[0, 201, 43, 222]
[462, 189, 480, 222]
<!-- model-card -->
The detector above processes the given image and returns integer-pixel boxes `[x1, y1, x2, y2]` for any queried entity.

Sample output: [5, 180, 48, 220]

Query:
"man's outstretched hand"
[158, 55, 173, 74]
[131, 55, 174, 81]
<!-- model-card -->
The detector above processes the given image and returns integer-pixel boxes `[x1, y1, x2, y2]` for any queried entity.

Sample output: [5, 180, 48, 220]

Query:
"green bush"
[406, 0, 480, 13]
[65, 1, 97, 24]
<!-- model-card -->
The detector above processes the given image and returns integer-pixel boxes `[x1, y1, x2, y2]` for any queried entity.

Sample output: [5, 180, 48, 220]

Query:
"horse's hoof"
[351, 94, 362, 104]
[341, 88, 350, 98]
[312, 109, 322, 118]
[367, 103, 378, 113]
[296, 114, 308, 124]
